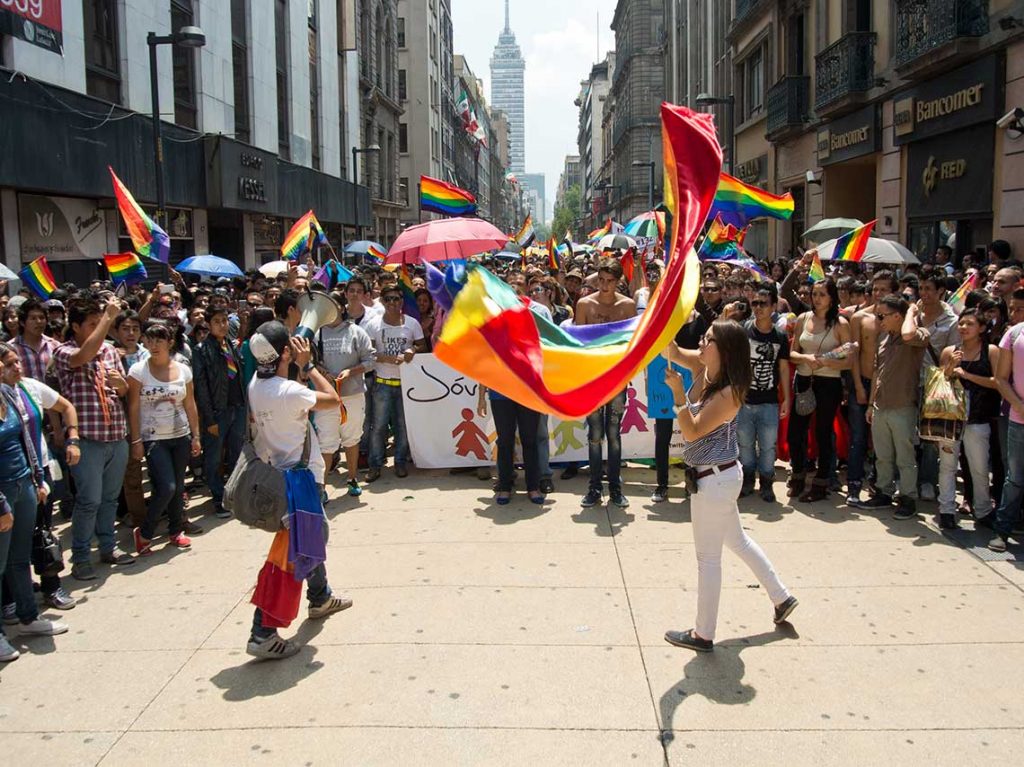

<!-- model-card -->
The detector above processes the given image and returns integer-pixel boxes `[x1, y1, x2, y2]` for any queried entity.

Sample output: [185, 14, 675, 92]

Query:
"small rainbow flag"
[104, 252, 147, 284]
[281, 210, 328, 261]
[365, 244, 387, 264]
[513, 215, 536, 248]
[808, 251, 826, 283]
[827, 220, 876, 262]
[587, 217, 612, 243]
[709, 173, 794, 228]
[109, 167, 170, 263]
[546, 237, 561, 271]
[398, 265, 421, 321]
[947, 271, 979, 314]
[420, 175, 477, 217]
[19, 256, 57, 298]
[698, 215, 747, 260]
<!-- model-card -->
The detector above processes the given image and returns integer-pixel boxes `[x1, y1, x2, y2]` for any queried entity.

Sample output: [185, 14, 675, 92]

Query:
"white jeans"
[937, 422, 992, 516]
[691, 463, 790, 641]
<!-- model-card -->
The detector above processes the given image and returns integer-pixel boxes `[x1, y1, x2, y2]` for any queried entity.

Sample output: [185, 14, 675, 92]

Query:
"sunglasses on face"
[875, 312, 895, 321]
[702, 286, 720, 292]
[382, 296, 402, 303]
[751, 300, 769, 307]
[530, 287, 546, 294]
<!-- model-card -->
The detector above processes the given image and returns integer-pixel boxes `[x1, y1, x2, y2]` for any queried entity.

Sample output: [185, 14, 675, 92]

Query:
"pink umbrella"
[385, 217, 510, 264]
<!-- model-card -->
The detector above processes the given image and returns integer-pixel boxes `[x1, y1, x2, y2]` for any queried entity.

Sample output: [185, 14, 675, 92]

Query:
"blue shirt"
[0, 398, 30, 483]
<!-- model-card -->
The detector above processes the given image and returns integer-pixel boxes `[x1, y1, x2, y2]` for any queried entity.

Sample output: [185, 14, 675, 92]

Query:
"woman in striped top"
[662, 320, 798, 653]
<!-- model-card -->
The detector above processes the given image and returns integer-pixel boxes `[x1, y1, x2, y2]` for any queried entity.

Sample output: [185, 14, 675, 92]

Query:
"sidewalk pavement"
[2, 465, 1023, 766]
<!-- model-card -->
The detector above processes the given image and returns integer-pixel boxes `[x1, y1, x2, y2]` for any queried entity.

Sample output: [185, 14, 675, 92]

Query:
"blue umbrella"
[493, 251, 522, 261]
[343, 240, 387, 263]
[176, 255, 244, 278]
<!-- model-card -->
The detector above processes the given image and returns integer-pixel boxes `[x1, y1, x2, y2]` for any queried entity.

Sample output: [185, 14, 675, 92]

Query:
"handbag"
[794, 317, 827, 417]
[921, 347, 967, 422]
[31, 526, 64, 577]
[223, 417, 311, 533]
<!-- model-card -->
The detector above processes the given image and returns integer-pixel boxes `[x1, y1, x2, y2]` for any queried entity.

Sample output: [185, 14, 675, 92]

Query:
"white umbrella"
[818, 236, 919, 265]
[259, 260, 308, 278]
[803, 218, 863, 243]
[596, 233, 637, 251]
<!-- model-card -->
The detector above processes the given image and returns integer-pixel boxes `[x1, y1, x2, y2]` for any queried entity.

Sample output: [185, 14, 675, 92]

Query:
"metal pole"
[148, 34, 166, 229]
[352, 146, 358, 185]
[727, 98, 736, 175]
[648, 163, 654, 210]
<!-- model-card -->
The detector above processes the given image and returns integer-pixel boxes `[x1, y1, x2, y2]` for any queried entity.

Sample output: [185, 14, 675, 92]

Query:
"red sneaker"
[132, 527, 153, 557]
[168, 532, 192, 549]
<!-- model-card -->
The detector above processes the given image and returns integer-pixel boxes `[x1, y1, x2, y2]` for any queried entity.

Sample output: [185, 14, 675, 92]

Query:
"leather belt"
[375, 376, 401, 387]
[695, 460, 737, 479]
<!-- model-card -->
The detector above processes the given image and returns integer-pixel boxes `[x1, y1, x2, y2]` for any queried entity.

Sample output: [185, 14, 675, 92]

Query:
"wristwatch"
[302, 362, 315, 374]
[66, 437, 80, 446]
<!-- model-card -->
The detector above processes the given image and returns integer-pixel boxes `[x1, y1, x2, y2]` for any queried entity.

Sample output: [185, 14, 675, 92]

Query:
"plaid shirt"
[13, 335, 59, 383]
[53, 340, 127, 442]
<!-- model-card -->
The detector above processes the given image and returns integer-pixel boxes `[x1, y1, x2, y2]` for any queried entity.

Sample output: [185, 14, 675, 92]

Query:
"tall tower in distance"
[490, 0, 525, 173]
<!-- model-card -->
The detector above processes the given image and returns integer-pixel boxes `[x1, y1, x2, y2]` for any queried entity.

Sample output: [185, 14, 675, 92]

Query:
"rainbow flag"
[587, 217, 612, 243]
[103, 252, 148, 285]
[808, 251, 826, 283]
[281, 211, 328, 261]
[433, 102, 721, 418]
[398, 265, 421, 320]
[698, 215, 747, 260]
[420, 175, 477, 217]
[546, 237, 561, 271]
[109, 167, 170, 263]
[19, 256, 57, 298]
[709, 173, 794, 228]
[513, 215, 536, 248]
[365, 244, 387, 264]
[947, 271, 979, 314]
[827, 220, 875, 262]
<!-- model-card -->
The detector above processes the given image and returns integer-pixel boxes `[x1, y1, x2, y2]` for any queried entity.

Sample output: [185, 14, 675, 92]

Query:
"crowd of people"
[0, 234, 1022, 660]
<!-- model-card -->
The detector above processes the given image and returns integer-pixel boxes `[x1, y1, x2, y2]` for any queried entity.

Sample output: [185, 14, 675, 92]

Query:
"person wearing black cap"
[245, 321, 352, 659]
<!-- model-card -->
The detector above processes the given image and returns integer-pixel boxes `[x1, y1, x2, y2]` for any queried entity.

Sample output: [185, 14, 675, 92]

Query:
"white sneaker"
[18, 618, 69, 636]
[0, 634, 19, 662]
[308, 595, 353, 619]
[920, 483, 936, 502]
[246, 632, 300, 660]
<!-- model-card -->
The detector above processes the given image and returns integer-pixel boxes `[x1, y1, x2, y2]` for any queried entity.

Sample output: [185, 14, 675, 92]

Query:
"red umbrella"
[385, 217, 510, 264]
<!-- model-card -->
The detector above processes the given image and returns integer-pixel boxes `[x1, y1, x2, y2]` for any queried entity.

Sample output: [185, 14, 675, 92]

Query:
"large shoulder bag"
[920, 345, 966, 442]
[223, 417, 311, 533]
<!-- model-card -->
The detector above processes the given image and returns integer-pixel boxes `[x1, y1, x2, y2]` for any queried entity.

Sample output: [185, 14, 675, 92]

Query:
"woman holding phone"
[662, 320, 797, 652]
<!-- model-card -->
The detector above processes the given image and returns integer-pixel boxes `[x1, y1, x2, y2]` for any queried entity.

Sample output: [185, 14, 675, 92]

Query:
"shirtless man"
[576, 257, 636, 508]
[847, 269, 900, 505]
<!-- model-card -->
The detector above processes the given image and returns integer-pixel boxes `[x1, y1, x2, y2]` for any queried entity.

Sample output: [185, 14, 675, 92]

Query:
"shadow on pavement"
[474, 497, 549, 525]
[656, 624, 799, 745]
[210, 619, 326, 702]
[570, 504, 635, 537]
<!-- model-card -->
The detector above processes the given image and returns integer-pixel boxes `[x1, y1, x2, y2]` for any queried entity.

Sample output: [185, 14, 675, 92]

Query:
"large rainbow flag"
[19, 256, 57, 298]
[434, 103, 720, 418]
[709, 173, 794, 228]
[108, 167, 170, 263]
[104, 252, 148, 284]
[420, 175, 477, 217]
[826, 220, 876, 262]
[281, 211, 328, 261]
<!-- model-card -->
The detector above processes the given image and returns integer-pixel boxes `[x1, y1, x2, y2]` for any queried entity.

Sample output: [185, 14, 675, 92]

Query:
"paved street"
[2, 466, 1023, 766]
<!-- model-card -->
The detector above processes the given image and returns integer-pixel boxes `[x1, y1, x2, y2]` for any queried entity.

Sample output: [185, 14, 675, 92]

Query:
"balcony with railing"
[894, 0, 988, 78]
[766, 75, 810, 141]
[814, 32, 877, 116]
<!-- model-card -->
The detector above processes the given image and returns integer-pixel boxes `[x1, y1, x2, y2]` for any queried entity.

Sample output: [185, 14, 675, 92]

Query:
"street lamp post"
[632, 161, 655, 211]
[351, 143, 381, 240]
[695, 93, 736, 174]
[147, 26, 206, 229]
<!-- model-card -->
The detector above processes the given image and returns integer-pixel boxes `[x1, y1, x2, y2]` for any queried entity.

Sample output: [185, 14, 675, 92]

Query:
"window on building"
[737, 44, 765, 122]
[171, 0, 197, 129]
[231, 0, 250, 143]
[397, 17, 405, 48]
[398, 69, 407, 101]
[83, 0, 121, 103]
[385, 16, 395, 98]
[399, 123, 408, 153]
[399, 176, 409, 205]
[377, 127, 386, 199]
[375, 8, 383, 89]
[275, 0, 290, 159]
[309, 1, 321, 170]
[386, 131, 395, 200]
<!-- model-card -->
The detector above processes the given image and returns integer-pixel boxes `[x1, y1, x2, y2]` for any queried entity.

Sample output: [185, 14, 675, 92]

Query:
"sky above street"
[451, 0, 619, 222]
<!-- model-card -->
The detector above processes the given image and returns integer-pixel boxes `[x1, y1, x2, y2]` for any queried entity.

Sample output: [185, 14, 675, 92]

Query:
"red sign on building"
[0, 0, 63, 55]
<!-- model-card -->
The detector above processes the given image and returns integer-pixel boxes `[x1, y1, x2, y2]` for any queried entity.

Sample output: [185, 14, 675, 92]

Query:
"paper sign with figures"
[401, 355, 686, 469]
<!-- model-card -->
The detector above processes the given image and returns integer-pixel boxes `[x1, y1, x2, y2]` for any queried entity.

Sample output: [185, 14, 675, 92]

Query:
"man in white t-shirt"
[245, 321, 352, 660]
[362, 285, 426, 482]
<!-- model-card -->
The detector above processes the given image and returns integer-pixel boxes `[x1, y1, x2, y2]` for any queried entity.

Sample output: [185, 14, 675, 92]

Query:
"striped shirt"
[680, 396, 738, 467]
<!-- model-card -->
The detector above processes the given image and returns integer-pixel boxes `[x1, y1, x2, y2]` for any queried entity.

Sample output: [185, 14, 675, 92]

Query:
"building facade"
[0, 0, 372, 283]
[576, 52, 615, 234]
[489, 0, 525, 173]
[519, 173, 546, 223]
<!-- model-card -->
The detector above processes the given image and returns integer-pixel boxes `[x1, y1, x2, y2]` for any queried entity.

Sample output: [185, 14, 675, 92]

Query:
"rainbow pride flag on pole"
[709, 173, 794, 228]
[947, 271, 979, 314]
[825, 220, 876, 262]
[546, 236, 561, 271]
[808, 251, 827, 283]
[19, 256, 57, 298]
[587, 217, 612, 243]
[398, 265, 421, 320]
[420, 175, 477, 217]
[513, 215, 536, 248]
[109, 167, 170, 263]
[698, 215, 746, 260]
[281, 211, 328, 261]
[104, 252, 148, 284]
[365, 244, 387, 264]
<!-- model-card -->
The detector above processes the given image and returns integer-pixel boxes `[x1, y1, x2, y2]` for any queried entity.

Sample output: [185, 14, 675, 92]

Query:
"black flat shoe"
[773, 595, 799, 624]
[664, 629, 713, 652]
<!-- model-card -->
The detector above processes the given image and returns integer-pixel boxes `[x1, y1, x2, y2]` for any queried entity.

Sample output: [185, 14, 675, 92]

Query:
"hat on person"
[44, 298, 65, 311]
[250, 320, 291, 377]
[566, 269, 583, 280]
[7, 295, 27, 311]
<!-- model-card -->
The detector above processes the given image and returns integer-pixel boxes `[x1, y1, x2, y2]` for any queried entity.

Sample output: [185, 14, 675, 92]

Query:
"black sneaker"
[539, 478, 555, 494]
[580, 489, 603, 507]
[759, 476, 776, 503]
[893, 497, 917, 520]
[560, 465, 578, 480]
[938, 513, 959, 530]
[773, 595, 799, 624]
[664, 629, 713, 652]
[858, 494, 893, 509]
[974, 512, 996, 530]
[739, 476, 756, 498]
[609, 490, 629, 508]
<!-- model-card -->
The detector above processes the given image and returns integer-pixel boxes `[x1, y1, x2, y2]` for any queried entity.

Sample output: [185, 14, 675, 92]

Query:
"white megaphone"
[294, 290, 340, 340]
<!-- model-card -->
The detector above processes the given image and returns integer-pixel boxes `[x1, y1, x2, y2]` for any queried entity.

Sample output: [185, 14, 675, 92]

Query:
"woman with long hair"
[662, 320, 797, 652]
[787, 277, 852, 502]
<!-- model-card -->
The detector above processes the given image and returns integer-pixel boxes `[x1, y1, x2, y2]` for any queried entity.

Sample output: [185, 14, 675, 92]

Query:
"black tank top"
[960, 347, 999, 423]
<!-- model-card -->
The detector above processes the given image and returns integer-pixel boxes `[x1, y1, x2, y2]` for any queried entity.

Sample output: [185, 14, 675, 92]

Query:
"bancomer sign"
[817, 105, 879, 165]
[894, 55, 1002, 144]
